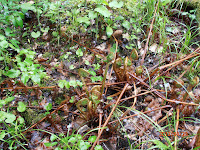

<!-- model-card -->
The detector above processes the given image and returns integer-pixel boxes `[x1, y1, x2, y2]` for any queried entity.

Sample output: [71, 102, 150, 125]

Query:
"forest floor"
[0, 0, 200, 150]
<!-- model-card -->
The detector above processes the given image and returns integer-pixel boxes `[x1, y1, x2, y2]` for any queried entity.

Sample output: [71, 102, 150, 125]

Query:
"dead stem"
[91, 83, 129, 150]
[140, 1, 159, 66]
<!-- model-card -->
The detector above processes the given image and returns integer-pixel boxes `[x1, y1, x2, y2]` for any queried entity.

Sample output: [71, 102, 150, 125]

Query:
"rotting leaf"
[79, 68, 90, 78]
[194, 128, 200, 148]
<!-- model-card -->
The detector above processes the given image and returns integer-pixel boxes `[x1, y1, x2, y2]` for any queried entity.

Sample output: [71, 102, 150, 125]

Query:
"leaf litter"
[0, 1, 200, 149]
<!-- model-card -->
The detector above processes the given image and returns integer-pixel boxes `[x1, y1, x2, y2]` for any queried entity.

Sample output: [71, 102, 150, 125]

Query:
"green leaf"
[122, 21, 130, 30]
[78, 140, 91, 150]
[0, 34, 6, 40]
[109, 1, 123, 8]
[41, 27, 49, 33]
[5, 96, 15, 103]
[5, 113, 16, 123]
[68, 137, 76, 144]
[6, 69, 20, 78]
[151, 140, 169, 149]
[17, 101, 26, 112]
[16, 17, 23, 28]
[95, 145, 104, 150]
[17, 116, 25, 124]
[76, 81, 83, 87]
[160, 0, 171, 6]
[31, 74, 40, 84]
[11, 16, 18, 27]
[88, 11, 97, 19]
[5, 28, 15, 37]
[0, 111, 6, 122]
[91, 76, 103, 82]
[0, 57, 4, 61]
[69, 65, 75, 70]
[21, 72, 29, 85]
[44, 142, 58, 147]
[50, 134, 57, 142]
[88, 135, 97, 143]
[21, 3, 35, 11]
[58, 80, 67, 88]
[44, 103, 52, 111]
[76, 134, 83, 140]
[94, 5, 111, 18]
[115, 15, 124, 21]
[106, 26, 113, 38]
[88, 69, 96, 76]
[65, 81, 70, 89]
[69, 96, 75, 103]
[77, 16, 90, 25]
[85, 60, 90, 65]
[76, 48, 83, 57]
[69, 80, 77, 87]
[10, 39, 20, 49]
[0, 131, 6, 140]
[0, 40, 9, 48]
[31, 31, 41, 38]
[52, 31, 58, 37]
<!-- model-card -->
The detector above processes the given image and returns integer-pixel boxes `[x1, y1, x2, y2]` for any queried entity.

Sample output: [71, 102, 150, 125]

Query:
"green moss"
[21, 108, 45, 125]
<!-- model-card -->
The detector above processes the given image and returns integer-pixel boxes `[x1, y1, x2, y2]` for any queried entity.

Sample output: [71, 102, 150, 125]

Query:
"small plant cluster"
[42, 133, 103, 150]
[0, 0, 200, 149]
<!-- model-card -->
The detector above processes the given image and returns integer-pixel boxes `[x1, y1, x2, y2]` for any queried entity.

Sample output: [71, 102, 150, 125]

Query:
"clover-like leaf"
[95, 145, 104, 150]
[17, 116, 25, 124]
[76, 48, 83, 57]
[88, 135, 97, 143]
[68, 137, 76, 144]
[5, 113, 16, 123]
[17, 101, 26, 112]
[44, 103, 52, 111]
[31, 31, 41, 38]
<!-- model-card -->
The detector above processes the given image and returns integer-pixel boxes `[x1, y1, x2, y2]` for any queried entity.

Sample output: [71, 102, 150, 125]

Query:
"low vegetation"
[0, 0, 200, 149]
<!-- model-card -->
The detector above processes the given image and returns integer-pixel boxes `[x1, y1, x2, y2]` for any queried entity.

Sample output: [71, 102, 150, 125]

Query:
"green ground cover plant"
[0, 0, 200, 149]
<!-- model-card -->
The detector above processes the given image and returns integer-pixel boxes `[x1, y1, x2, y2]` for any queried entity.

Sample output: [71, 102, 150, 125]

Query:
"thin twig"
[175, 106, 180, 150]
[141, 1, 159, 66]
[91, 83, 129, 150]
[122, 82, 137, 117]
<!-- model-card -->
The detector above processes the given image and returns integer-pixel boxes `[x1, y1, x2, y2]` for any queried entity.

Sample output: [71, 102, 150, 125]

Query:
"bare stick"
[91, 83, 129, 150]
[140, 1, 159, 66]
